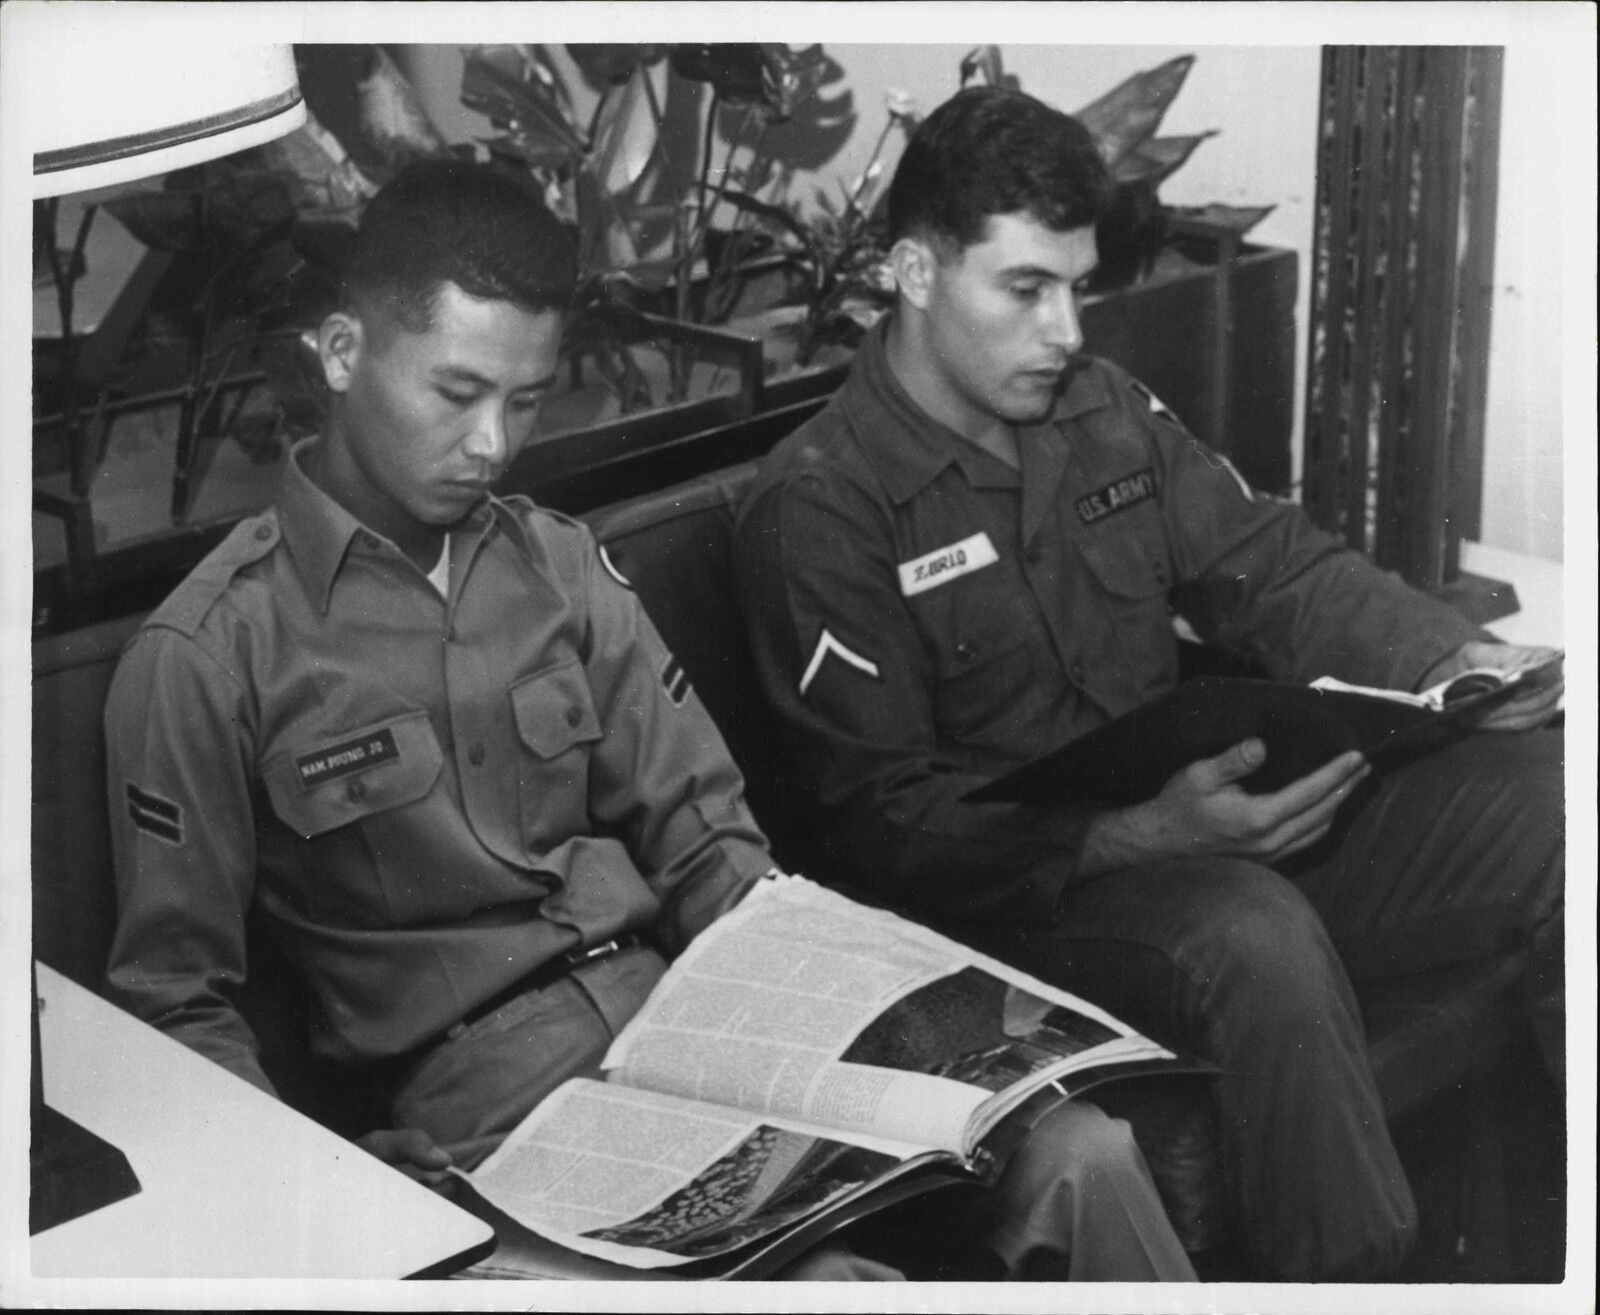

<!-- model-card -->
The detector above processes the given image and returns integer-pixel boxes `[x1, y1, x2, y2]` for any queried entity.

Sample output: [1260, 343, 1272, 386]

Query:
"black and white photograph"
[2, 4, 1593, 1313]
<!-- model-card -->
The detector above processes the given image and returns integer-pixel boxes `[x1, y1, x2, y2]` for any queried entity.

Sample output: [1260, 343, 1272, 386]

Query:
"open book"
[1307, 658, 1560, 710]
[969, 654, 1562, 808]
[455, 876, 1182, 1276]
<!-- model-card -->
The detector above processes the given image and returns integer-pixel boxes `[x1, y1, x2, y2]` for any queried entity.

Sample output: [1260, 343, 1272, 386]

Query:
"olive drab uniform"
[733, 322, 1565, 1279]
[105, 440, 770, 1160]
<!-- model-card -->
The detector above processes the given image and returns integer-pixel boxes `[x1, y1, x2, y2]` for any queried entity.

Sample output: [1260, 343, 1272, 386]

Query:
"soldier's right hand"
[355, 1126, 455, 1189]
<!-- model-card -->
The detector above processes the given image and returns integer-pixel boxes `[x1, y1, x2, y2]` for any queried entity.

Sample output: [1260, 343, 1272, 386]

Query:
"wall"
[1479, 42, 1566, 563]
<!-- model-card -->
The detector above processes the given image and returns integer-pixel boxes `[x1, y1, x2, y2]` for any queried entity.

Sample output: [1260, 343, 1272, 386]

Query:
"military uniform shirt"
[105, 441, 770, 1093]
[733, 322, 1486, 926]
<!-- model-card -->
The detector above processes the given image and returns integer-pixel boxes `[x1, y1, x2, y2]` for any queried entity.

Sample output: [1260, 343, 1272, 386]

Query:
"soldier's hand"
[355, 1127, 455, 1189]
[1079, 740, 1370, 875]
[1420, 640, 1564, 732]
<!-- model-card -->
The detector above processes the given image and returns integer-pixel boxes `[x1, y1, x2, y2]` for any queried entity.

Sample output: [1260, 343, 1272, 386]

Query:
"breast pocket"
[1075, 528, 1182, 694]
[510, 659, 604, 844]
[919, 571, 1043, 754]
[263, 709, 444, 839]
[1076, 529, 1175, 620]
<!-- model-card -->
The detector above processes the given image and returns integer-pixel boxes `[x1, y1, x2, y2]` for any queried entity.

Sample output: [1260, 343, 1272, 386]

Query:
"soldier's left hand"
[1422, 640, 1563, 731]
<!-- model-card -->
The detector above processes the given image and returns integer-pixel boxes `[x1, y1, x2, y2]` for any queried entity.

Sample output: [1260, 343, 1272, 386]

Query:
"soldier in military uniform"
[103, 157, 1200, 1282]
[733, 87, 1564, 1280]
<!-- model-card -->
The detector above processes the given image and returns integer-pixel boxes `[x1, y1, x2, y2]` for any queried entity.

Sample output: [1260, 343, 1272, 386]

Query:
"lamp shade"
[31, 42, 305, 198]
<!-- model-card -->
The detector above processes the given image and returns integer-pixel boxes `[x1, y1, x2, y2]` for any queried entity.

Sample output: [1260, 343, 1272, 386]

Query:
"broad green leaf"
[355, 47, 447, 166]
[461, 45, 586, 155]
[590, 67, 660, 194]
[1111, 131, 1218, 187]
[1075, 54, 1197, 165]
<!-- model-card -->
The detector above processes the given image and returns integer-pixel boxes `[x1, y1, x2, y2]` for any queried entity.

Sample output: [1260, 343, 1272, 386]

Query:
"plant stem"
[705, 120, 773, 322]
[845, 118, 896, 222]
[638, 63, 684, 197]
[690, 105, 763, 322]
[695, 88, 720, 222]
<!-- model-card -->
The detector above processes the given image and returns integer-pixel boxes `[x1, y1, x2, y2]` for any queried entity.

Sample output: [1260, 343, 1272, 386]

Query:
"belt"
[444, 932, 649, 1042]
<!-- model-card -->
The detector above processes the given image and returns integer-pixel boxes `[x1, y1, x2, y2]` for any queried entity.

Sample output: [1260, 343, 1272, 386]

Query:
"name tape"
[898, 532, 999, 597]
[296, 727, 400, 790]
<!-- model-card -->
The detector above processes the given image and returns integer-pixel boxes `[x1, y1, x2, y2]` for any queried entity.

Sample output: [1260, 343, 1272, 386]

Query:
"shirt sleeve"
[1131, 383, 1488, 689]
[575, 528, 772, 953]
[103, 626, 276, 1096]
[734, 469, 1099, 929]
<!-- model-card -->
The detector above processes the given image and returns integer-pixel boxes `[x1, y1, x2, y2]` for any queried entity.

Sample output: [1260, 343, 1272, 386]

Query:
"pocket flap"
[512, 660, 603, 760]
[264, 709, 443, 839]
[1077, 534, 1172, 600]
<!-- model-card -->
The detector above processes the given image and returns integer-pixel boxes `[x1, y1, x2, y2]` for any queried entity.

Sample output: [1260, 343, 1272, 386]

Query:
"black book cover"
[967, 673, 1531, 808]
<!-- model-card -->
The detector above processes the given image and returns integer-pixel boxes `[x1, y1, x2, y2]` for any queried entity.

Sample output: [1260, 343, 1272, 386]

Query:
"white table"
[31, 963, 495, 1279]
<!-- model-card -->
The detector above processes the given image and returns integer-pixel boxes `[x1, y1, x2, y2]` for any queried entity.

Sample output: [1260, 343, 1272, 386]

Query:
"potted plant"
[458, 41, 774, 476]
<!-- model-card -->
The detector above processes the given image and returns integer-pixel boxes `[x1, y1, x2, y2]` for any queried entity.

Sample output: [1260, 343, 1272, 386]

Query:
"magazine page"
[603, 876, 1174, 1156]
[457, 1076, 950, 1270]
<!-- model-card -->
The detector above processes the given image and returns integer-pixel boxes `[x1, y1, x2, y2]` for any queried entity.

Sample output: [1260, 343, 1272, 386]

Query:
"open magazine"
[455, 876, 1184, 1276]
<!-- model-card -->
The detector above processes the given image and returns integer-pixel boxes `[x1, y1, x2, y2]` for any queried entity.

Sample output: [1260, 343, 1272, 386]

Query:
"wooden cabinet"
[1083, 237, 1298, 495]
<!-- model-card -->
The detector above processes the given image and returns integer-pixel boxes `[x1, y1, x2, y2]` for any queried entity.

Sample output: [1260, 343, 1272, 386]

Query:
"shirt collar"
[840, 318, 1114, 505]
[278, 437, 506, 614]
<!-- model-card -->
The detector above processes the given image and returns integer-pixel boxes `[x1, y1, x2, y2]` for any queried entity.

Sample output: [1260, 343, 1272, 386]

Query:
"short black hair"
[342, 157, 578, 332]
[887, 87, 1111, 252]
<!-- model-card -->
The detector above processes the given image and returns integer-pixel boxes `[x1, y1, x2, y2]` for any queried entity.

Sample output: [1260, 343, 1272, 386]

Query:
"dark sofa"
[32, 459, 1534, 1269]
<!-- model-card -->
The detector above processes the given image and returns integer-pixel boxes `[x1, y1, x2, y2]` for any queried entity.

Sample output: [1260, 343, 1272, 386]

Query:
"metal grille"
[1303, 47, 1503, 589]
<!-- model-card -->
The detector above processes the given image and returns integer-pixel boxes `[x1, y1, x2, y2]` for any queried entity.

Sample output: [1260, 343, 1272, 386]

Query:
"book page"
[603, 876, 1174, 1155]
[1312, 651, 1563, 711]
[458, 1077, 944, 1270]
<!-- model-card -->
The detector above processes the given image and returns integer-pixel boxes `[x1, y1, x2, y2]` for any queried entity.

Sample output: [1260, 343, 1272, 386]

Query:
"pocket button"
[345, 779, 366, 803]
[467, 743, 486, 766]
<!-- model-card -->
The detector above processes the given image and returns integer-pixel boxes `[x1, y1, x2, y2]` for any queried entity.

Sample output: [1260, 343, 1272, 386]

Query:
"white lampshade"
[31, 42, 306, 198]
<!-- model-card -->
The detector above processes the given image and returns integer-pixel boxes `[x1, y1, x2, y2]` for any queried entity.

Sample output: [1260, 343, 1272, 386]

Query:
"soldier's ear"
[890, 237, 938, 312]
[318, 311, 363, 394]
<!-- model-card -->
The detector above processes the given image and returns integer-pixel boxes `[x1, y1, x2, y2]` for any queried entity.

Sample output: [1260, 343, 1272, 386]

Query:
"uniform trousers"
[381, 944, 1196, 1281]
[998, 727, 1565, 1281]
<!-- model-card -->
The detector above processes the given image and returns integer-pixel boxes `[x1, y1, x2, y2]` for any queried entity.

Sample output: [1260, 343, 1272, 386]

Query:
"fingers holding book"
[1081, 743, 1370, 875]
[1421, 641, 1564, 732]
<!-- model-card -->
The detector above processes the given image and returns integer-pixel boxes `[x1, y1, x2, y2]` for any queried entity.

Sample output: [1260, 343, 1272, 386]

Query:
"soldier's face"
[321, 281, 562, 541]
[921, 215, 1098, 431]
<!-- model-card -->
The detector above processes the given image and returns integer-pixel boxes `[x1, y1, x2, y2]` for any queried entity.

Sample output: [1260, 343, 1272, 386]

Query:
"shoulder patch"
[1129, 379, 1185, 428]
[1191, 442, 1256, 503]
[146, 512, 281, 636]
[598, 544, 632, 590]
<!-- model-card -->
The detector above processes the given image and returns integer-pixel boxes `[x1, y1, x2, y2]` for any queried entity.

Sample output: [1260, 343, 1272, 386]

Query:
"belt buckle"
[567, 936, 622, 968]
